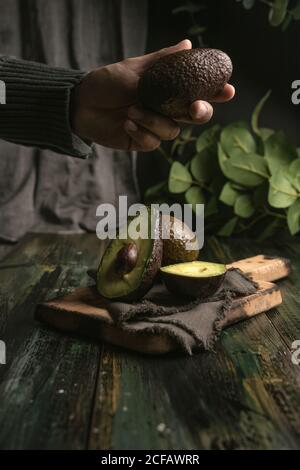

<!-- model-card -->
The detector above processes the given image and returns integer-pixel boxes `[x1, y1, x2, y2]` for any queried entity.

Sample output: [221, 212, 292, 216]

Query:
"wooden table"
[0, 233, 300, 450]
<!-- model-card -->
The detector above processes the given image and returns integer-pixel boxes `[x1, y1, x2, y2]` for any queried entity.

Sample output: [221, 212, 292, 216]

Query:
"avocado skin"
[161, 270, 225, 299]
[112, 237, 163, 302]
[138, 48, 232, 119]
[97, 209, 163, 302]
[161, 215, 199, 266]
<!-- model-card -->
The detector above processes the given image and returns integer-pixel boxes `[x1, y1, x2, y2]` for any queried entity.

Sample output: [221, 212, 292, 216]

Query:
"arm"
[0, 56, 91, 158]
[0, 40, 235, 157]
[72, 39, 235, 152]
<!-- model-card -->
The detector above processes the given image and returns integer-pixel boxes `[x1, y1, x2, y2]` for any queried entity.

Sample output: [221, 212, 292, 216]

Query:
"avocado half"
[161, 215, 199, 266]
[97, 208, 162, 301]
[138, 48, 232, 119]
[160, 261, 226, 299]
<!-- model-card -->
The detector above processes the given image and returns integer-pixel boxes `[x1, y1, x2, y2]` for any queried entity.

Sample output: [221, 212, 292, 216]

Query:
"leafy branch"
[144, 92, 300, 240]
[236, 0, 300, 30]
[173, 0, 300, 34]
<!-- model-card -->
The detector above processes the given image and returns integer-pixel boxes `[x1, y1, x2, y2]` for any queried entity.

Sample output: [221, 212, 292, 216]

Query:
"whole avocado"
[138, 48, 232, 119]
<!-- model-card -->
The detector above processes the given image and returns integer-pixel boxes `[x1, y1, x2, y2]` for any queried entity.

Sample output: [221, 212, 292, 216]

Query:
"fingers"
[189, 101, 213, 123]
[128, 106, 180, 141]
[210, 84, 235, 103]
[176, 84, 235, 125]
[175, 101, 213, 125]
[124, 120, 161, 152]
[138, 39, 192, 71]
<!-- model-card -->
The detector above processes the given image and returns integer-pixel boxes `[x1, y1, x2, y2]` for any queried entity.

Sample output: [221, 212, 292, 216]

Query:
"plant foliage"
[144, 92, 300, 239]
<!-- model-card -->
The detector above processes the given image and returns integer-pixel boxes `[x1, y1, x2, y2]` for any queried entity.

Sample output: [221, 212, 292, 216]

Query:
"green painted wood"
[89, 235, 300, 450]
[0, 234, 104, 449]
[0, 243, 17, 261]
[1, 233, 300, 449]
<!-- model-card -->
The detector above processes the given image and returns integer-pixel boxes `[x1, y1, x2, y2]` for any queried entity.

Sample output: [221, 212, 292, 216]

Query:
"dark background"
[138, 0, 299, 193]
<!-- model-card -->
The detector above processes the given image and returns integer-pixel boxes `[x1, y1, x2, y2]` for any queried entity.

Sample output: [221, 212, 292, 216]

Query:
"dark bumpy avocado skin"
[161, 215, 199, 266]
[138, 48, 232, 119]
[132, 236, 163, 301]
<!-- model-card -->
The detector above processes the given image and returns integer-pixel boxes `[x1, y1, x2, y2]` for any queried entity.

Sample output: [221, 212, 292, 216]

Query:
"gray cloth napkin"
[102, 268, 258, 355]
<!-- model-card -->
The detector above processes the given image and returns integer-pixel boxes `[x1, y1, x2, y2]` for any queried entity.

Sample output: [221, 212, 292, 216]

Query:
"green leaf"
[256, 219, 279, 242]
[229, 153, 269, 187]
[188, 25, 207, 35]
[168, 162, 192, 193]
[218, 144, 268, 187]
[268, 171, 298, 208]
[221, 126, 256, 158]
[259, 128, 274, 141]
[181, 126, 193, 141]
[225, 120, 249, 129]
[251, 90, 271, 136]
[253, 183, 269, 208]
[171, 138, 181, 156]
[208, 171, 226, 194]
[269, 0, 289, 26]
[219, 182, 240, 206]
[177, 144, 185, 156]
[218, 216, 238, 237]
[196, 125, 220, 153]
[281, 11, 293, 30]
[243, 0, 255, 8]
[287, 199, 300, 235]
[205, 196, 219, 217]
[291, 1, 300, 19]
[264, 131, 298, 173]
[218, 144, 232, 179]
[289, 159, 300, 191]
[191, 149, 212, 183]
[172, 3, 206, 14]
[234, 194, 255, 218]
[185, 186, 205, 213]
[144, 181, 166, 200]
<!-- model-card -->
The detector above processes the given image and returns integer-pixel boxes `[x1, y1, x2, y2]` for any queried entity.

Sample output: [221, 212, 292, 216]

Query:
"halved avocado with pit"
[97, 208, 162, 301]
[161, 215, 199, 266]
[160, 261, 226, 299]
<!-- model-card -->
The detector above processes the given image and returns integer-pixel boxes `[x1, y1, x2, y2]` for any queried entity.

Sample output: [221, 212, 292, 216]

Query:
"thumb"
[139, 39, 192, 70]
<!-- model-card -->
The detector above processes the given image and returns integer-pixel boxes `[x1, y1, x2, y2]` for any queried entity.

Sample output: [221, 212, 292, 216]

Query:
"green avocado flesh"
[160, 261, 226, 299]
[97, 210, 162, 301]
[160, 261, 226, 277]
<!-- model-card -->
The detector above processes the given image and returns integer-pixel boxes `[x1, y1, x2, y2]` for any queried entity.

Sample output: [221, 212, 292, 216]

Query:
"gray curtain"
[0, 0, 148, 241]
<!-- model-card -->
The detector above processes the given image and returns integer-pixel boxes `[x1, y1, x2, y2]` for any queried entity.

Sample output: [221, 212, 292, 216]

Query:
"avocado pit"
[97, 207, 162, 301]
[116, 242, 138, 276]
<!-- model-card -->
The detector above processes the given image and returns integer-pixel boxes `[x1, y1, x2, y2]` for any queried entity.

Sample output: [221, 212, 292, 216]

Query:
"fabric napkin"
[101, 268, 258, 355]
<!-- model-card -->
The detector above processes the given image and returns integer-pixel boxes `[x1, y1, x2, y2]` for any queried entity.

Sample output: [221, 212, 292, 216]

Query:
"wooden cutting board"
[35, 255, 290, 355]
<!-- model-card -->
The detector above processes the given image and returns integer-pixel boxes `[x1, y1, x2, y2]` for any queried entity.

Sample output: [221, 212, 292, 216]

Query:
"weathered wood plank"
[0, 233, 103, 268]
[89, 236, 300, 450]
[0, 242, 16, 261]
[0, 234, 104, 449]
[1, 233, 300, 449]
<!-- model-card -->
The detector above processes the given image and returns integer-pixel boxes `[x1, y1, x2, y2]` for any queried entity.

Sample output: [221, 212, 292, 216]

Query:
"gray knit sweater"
[0, 0, 147, 242]
[0, 56, 91, 158]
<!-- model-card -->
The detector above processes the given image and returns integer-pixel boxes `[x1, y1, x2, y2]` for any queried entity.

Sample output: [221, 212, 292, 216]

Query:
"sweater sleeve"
[0, 56, 92, 158]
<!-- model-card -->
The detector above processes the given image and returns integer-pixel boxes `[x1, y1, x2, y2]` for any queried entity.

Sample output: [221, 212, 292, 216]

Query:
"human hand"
[71, 39, 235, 152]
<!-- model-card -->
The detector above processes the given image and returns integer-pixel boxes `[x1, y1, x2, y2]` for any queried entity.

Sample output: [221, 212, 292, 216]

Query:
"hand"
[71, 39, 235, 152]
